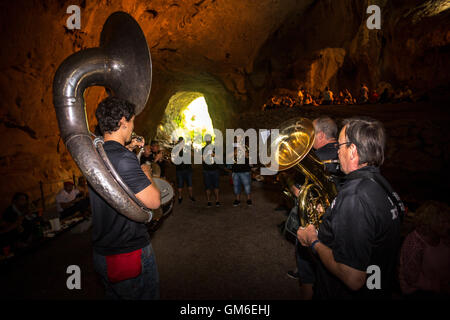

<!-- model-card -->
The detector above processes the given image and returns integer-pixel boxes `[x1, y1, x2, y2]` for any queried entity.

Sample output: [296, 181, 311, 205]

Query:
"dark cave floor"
[0, 165, 301, 300]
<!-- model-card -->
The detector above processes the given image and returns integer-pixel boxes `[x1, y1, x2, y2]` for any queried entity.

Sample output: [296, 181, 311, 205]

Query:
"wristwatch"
[310, 239, 320, 254]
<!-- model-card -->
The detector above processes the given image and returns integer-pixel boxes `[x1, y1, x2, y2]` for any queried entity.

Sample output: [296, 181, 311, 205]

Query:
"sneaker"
[189, 196, 196, 202]
[207, 202, 212, 208]
[233, 200, 240, 207]
[247, 199, 252, 206]
[287, 270, 299, 280]
[215, 202, 221, 207]
[178, 197, 183, 204]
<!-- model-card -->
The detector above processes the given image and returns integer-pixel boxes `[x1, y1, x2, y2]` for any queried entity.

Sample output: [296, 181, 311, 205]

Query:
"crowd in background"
[262, 83, 415, 111]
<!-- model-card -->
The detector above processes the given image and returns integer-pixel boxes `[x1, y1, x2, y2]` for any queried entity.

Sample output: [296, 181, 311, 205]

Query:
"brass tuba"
[270, 117, 337, 228]
[53, 12, 153, 223]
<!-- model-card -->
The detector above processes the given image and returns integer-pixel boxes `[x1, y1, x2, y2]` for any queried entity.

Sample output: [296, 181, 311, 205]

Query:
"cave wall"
[247, 0, 450, 105]
[0, 0, 448, 210]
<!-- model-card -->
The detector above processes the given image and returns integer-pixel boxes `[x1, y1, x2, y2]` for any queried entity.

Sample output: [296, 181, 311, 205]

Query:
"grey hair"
[342, 116, 386, 167]
[314, 116, 337, 140]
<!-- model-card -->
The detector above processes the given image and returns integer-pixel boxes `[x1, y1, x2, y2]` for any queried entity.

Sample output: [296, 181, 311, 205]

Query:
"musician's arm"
[313, 241, 367, 291]
[137, 164, 160, 209]
[298, 195, 372, 291]
[117, 154, 160, 210]
[136, 185, 160, 209]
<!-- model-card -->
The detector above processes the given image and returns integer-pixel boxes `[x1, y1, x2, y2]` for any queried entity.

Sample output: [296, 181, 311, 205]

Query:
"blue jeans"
[232, 172, 251, 195]
[93, 244, 160, 300]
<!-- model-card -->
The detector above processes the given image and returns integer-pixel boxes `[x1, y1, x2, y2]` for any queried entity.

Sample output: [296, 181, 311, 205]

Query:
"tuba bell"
[269, 117, 337, 229]
[53, 12, 153, 223]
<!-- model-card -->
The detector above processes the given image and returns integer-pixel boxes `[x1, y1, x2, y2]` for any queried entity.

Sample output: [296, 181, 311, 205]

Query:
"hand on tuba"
[296, 224, 319, 247]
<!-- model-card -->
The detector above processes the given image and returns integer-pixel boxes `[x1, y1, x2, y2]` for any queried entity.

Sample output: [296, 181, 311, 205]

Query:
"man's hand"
[127, 137, 145, 151]
[141, 163, 152, 180]
[290, 184, 301, 198]
[297, 224, 318, 247]
[154, 152, 163, 162]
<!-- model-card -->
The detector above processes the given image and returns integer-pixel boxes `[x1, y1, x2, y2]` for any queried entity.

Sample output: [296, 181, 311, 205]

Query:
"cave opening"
[155, 91, 215, 150]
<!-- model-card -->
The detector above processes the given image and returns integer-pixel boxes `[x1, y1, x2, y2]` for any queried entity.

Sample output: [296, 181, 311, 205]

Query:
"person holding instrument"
[297, 116, 404, 299]
[90, 97, 161, 300]
[140, 141, 166, 178]
[286, 117, 340, 299]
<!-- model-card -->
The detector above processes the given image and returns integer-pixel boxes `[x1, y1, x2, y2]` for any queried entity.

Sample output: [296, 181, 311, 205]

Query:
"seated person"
[359, 84, 369, 103]
[379, 88, 390, 103]
[402, 86, 413, 102]
[392, 89, 404, 103]
[21, 206, 42, 244]
[55, 181, 89, 220]
[399, 200, 450, 298]
[304, 92, 313, 105]
[322, 87, 334, 105]
[344, 89, 353, 104]
[0, 192, 29, 255]
[369, 90, 379, 104]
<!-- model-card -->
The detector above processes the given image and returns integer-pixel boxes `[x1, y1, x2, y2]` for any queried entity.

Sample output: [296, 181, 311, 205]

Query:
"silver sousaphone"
[53, 12, 154, 223]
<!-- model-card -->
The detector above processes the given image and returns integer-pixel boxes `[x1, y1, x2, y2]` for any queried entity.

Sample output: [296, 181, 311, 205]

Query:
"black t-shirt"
[232, 156, 251, 173]
[202, 145, 218, 171]
[89, 141, 151, 256]
[315, 166, 402, 299]
[140, 151, 164, 165]
[173, 147, 192, 171]
[315, 142, 339, 174]
[140, 153, 153, 165]
[2, 206, 19, 223]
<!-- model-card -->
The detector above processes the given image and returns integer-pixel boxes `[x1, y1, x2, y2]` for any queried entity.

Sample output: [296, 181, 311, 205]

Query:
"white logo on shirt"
[331, 198, 336, 210]
[391, 208, 399, 220]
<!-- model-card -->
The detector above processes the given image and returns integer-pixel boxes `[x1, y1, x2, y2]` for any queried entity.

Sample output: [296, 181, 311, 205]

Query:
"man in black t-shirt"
[312, 117, 339, 174]
[140, 141, 167, 178]
[174, 137, 195, 204]
[202, 134, 220, 207]
[90, 97, 161, 300]
[287, 117, 341, 299]
[297, 117, 404, 299]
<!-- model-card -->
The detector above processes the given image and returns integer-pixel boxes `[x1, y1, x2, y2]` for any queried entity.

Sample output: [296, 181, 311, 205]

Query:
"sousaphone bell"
[53, 12, 153, 222]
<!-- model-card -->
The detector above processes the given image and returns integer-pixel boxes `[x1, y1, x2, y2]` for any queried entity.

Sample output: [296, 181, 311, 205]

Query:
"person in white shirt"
[55, 181, 89, 219]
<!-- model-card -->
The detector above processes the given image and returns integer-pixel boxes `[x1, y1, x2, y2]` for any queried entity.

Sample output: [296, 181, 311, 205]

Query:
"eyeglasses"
[337, 142, 351, 149]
